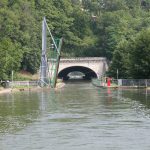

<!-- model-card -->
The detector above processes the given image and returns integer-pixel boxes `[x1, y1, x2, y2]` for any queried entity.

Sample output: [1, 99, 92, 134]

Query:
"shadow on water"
[0, 89, 65, 134]
[0, 92, 41, 134]
[64, 78, 91, 84]
[0, 84, 150, 135]
[120, 89, 150, 108]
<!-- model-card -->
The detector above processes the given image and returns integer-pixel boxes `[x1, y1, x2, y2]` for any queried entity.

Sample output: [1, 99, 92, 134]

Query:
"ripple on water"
[0, 84, 150, 150]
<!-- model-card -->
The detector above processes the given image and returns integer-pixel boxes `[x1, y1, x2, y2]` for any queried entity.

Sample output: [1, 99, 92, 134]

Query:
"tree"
[108, 39, 130, 78]
[128, 29, 150, 78]
[8, 0, 41, 73]
[0, 0, 150, 80]
[0, 38, 23, 80]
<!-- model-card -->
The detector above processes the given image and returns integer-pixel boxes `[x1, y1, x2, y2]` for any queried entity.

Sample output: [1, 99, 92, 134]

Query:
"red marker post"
[107, 77, 111, 87]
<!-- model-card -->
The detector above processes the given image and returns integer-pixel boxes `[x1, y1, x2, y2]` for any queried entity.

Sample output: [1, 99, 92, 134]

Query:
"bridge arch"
[58, 66, 97, 80]
[48, 57, 108, 81]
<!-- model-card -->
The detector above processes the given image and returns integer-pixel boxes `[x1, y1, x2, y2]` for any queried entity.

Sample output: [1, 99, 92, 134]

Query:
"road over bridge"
[55, 57, 108, 80]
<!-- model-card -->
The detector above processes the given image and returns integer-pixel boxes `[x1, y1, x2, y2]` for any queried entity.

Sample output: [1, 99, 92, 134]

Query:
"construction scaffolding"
[39, 17, 63, 88]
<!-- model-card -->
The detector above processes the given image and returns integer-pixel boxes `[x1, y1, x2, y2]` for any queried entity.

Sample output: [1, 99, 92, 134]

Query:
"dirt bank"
[0, 82, 66, 95]
[0, 88, 12, 94]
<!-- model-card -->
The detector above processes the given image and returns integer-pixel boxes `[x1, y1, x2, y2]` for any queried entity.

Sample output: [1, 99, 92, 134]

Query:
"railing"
[9, 81, 39, 87]
[92, 79, 150, 88]
[48, 57, 107, 62]
[118, 79, 150, 87]
[60, 57, 107, 60]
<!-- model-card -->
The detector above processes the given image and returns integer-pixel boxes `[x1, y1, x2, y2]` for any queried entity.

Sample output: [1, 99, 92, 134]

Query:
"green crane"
[49, 38, 63, 88]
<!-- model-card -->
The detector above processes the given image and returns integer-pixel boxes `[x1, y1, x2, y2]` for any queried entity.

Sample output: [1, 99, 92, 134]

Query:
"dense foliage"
[0, 0, 150, 80]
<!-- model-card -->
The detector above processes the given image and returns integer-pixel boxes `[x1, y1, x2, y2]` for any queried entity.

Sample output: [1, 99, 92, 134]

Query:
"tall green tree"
[128, 29, 150, 78]
[0, 0, 150, 80]
[8, 0, 41, 73]
[0, 38, 23, 80]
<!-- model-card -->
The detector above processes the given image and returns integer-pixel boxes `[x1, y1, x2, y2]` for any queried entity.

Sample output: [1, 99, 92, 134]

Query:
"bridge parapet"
[59, 57, 107, 63]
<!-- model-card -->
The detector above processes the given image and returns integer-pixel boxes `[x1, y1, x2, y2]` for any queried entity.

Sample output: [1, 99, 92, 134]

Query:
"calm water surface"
[0, 82, 150, 150]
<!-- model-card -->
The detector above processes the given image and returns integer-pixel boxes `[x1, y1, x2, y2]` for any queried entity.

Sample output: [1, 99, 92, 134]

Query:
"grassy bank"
[14, 71, 39, 81]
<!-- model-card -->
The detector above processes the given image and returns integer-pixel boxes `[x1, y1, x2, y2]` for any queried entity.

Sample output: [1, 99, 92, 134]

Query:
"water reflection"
[120, 89, 150, 118]
[121, 89, 150, 106]
[0, 84, 150, 150]
[0, 92, 41, 134]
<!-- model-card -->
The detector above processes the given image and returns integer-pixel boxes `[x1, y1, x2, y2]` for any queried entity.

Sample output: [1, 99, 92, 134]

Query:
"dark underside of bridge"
[58, 66, 97, 80]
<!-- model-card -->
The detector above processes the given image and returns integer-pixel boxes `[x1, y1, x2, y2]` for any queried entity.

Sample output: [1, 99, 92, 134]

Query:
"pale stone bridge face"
[57, 57, 108, 80]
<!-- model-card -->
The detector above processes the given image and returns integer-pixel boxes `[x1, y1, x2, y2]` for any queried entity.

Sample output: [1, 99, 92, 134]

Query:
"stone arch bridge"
[48, 57, 108, 80]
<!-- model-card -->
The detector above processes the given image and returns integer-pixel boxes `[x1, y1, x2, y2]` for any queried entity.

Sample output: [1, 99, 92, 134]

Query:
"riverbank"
[0, 87, 43, 95]
[55, 82, 66, 89]
[92, 78, 150, 89]
[0, 88, 12, 94]
[92, 84, 150, 89]
[0, 82, 66, 95]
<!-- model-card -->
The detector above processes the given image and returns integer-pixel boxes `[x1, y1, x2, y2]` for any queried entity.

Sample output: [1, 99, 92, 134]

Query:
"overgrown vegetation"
[0, 0, 150, 80]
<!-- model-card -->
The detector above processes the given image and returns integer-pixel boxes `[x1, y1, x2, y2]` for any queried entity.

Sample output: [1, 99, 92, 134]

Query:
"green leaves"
[128, 29, 150, 78]
[108, 28, 150, 79]
[0, 38, 23, 80]
[0, 0, 150, 79]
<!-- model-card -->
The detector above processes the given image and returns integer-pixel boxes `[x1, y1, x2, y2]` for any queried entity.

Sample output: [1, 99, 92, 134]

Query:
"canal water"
[0, 82, 150, 150]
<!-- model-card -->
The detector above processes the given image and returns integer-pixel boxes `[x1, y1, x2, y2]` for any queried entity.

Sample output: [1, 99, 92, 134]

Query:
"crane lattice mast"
[39, 17, 63, 88]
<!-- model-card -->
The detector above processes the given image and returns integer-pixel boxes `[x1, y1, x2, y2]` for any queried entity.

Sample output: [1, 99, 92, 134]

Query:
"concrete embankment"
[0, 82, 66, 95]
[55, 82, 66, 89]
[0, 88, 12, 94]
